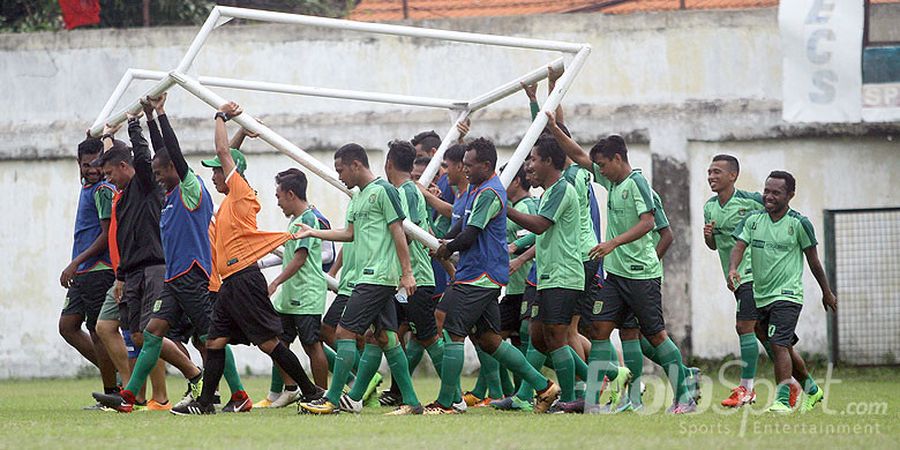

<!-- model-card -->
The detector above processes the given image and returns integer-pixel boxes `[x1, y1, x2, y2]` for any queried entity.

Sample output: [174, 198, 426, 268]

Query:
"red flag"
[59, 0, 100, 30]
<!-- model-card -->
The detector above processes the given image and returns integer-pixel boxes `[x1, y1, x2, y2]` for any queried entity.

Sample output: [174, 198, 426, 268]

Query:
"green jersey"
[465, 188, 504, 289]
[535, 177, 585, 291]
[704, 189, 764, 285]
[563, 164, 599, 262]
[91, 185, 115, 272]
[348, 178, 406, 287]
[274, 208, 326, 315]
[734, 209, 817, 307]
[591, 166, 662, 280]
[650, 190, 670, 248]
[506, 196, 538, 295]
[337, 199, 358, 297]
[398, 180, 435, 287]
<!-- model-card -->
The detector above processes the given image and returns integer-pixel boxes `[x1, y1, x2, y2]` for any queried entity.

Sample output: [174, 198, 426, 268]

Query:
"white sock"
[267, 391, 280, 402]
[740, 378, 754, 391]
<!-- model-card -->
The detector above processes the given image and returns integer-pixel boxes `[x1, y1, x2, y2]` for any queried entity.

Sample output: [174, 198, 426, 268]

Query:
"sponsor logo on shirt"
[768, 324, 776, 337]
[227, 258, 239, 266]
[629, 265, 644, 272]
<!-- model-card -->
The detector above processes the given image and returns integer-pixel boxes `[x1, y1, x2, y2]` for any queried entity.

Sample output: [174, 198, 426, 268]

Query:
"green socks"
[569, 346, 588, 381]
[425, 339, 444, 377]
[325, 339, 357, 404]
[739, 333, 759, 380]
[802, 375, 819, 395]
[471, 349, 488, 398]
[477, 349, 503, 399]
[776, 382, 792, 405]
[125, 331, 162, 394]
[384, 344, 420, 406]
[493, 341, 549, 394]
[655, 338, 690, 404]
[437, 341, 465, 407]
[622, 339, 643, 404]
[550, 346, 576, 402]
[268, 364, 284, 394]
[640, 335, 661, 365]
[348, 344, 382, 401]
[324, 344, 336, 373]
[514, 343, 546, 401]
[498, 362, 515, 397]
[589, 339, 619, 382]
[222, 345, 244, 394]
[405, 339, 425, 375]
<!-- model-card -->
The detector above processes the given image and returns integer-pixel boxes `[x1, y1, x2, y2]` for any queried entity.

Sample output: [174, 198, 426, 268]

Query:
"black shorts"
[61, 270, 116, 332]
[405, 286, 438, 341]
[208, 265, 282, 346]
[167, 314, 196, 344]
[499, 294, 524, 333]
[338, 284, 398, 336]
[578, 260, 602, 321]
[121, 265, 166, 334]
[522, 285, 537, 321]
[323, 294, 349, 328]
[443, 284, 502, 338]
[735, 282, 760, 322]
[757, 301, 801, 347]
[534, 288, 579, 325]
[152, 265, 212, 338]
[593, 273, 665, 337]
[280, 314, 322, 345]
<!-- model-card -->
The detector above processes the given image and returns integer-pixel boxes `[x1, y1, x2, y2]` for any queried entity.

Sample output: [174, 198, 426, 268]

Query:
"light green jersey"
[91, 185, 115, 272]
[535, 177, 585, 291]
[506, 196, 538, 295]
[734, 209, 817, 307]
[591, 166, 662, 280]
[348, 178, 406, 287]
[398, 180, 435, 287]
[274, 208, 326, 315]
[337, 199, 358, 297]
[704, 189, 764, 284]
[563, 164, 599, 262]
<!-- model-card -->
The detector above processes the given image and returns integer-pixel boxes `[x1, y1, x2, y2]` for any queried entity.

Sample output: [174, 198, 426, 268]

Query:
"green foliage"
[0, 0, 61, 33]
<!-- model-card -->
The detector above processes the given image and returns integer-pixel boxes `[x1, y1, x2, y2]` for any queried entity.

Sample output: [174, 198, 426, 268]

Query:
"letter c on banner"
[807, 29, 835, 65]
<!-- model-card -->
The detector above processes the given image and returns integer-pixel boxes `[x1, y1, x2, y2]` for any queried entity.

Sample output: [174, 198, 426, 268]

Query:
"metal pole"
[498, 46, 591, 188]
[90, 69, 134, 131]
[169, 72, 441, 251]
[216, 6, 585, 53]
[130, 69, 467, 110]
[467, 57, 565, 112]
[417, 109, 469, 189]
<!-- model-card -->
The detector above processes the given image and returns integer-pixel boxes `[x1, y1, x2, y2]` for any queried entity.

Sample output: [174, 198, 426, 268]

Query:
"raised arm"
[545, 111, 591, 169]
[419, 183, 453, 218]
[140, 97, 164, 154]
[214, 101, 243, 176]
[804, 246, 837, 312]
[126, 111, 155, 191]
[151, 93, 189, 180]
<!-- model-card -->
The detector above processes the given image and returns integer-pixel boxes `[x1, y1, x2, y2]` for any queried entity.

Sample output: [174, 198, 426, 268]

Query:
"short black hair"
[334, 143, 369, 168]
[387, 140, 416, 173]
[414, 156, 431, 167]
[152, 147, 171, 166]
[411, 130, 441, 152]
[95, 145, 133, 168]
[77, 138, 103, 162]
[500, 163, 529, 190]
[589, 135, 628, 162]
[443, 143, 467, 164]
[466, 137, 497, 170]
[276, 168, 308, 200]
[533, 134, 565, 170]
[712, 154, 740, 173]
[767, 170, 796, 193]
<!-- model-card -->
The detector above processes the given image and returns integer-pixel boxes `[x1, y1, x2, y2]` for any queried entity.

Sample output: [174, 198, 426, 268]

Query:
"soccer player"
[265, 168, 330, 406]
[730, 171, 836, 413]
[547, 113, 694, 414]
[171, 101, 322, 415]
[506, 135, 586, 408]
[93, 114, 172, 409]
[702, 154, 767, 408]
[94, 95, 249, 413]
[59, 136, 118, 407]
[297, 143, 422, 416]
[425, 138, 560, 415]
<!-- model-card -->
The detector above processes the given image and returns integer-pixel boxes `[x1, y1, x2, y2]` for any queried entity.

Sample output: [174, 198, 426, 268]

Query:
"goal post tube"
[467, 57, 565, 112]
[88, 76, 176, 138]
[175, 7, 222, 73]
[417, 109, 470, 189]
[90, 69, 134, 132]
[216, 6, 584, 53]
[498, 46, 591, 188]
[130, 69, 466, 110]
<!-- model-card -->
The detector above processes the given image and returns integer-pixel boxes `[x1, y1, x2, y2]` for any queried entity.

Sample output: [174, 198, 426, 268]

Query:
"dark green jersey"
[506, 196, 538, 295]
[734, 209, 817, 307]
[535, 177, 584, 291]
[704, 189, 764, 284]
[563, 164, 598, 262]
[398, 180, 435, 287]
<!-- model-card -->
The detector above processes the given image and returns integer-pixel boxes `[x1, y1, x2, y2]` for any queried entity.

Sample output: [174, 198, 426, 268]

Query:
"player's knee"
[131, 333, 144, 348]
[380, 330, 397, 349]
[619, 328, 640, 341]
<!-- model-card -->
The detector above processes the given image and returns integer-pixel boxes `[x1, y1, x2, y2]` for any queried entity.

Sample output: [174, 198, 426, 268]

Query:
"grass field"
[1, 368, 897, 449]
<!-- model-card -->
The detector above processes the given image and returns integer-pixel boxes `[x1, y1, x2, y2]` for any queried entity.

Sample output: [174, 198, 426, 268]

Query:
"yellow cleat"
[298, 397, 339, 415]
[253, 398, 274, 408]
[462, 391, 482, 407]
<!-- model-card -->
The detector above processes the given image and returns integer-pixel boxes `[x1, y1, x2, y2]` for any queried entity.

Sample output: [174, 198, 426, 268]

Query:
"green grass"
[0, 368, 897, 449]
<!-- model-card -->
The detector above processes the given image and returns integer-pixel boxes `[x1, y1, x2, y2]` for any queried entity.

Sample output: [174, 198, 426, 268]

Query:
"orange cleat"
[721, 386, 756, 408]
[146, 399, 172, 411]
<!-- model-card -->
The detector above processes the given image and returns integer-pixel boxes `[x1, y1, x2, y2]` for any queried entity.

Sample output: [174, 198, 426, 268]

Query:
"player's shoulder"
[786, 209, 813, 226]
[626, 169, 651, 187]
[704, 195, 718, 206]
[743, 209, 767, 224]
[734, 189, 764, 204]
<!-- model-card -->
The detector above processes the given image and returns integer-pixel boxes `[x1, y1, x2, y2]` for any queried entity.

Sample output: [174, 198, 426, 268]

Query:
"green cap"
[201, 148, 247, 175]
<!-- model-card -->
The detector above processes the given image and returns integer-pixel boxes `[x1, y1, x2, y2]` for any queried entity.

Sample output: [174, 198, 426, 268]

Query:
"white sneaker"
[270, 389, 302, 408]
[339, 393, 363, 413]
[173, 393, 194, 409]
[452, 399, 468, 412]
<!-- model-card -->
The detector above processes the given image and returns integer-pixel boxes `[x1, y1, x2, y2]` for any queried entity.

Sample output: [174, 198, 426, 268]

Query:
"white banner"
[779, 0, 864, 123]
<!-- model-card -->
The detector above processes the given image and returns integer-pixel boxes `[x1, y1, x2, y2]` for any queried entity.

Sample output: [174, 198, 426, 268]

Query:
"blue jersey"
[455, 175, 509, 287]
[159, 173, 214, 281]
[588, 186, 604, 285]
[73, 181, 116, 273]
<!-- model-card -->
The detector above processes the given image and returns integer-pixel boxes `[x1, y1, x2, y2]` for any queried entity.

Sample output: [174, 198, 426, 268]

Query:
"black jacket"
[114, 119, 165, 279]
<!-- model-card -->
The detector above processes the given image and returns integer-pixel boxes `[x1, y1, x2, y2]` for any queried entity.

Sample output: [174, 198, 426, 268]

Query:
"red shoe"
[721, 386, 756, 408]
[222, 391, 252, 413]
[92, 389, 136, 413]
[789, 383, 800, 408]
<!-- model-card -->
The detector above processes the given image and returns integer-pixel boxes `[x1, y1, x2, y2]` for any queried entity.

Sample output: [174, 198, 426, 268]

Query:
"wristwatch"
[215, 112, 229, 122]
[100, 134, 113, 141]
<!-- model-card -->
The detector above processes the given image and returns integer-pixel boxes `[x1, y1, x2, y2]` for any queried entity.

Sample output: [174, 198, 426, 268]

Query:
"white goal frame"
[89, 6, 591, 265]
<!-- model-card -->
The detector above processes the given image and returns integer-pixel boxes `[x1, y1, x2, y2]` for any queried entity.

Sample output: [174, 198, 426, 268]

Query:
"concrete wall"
[1, 7, 898, 377]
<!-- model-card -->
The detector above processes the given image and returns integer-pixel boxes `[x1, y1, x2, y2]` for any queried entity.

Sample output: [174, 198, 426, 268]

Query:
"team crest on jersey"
[622, 190, 629, 200]
[751, 222, 757, 230]
[368, 193, 377, 203]
[788, 227, 794, 236]
[738, 209, 746, 217]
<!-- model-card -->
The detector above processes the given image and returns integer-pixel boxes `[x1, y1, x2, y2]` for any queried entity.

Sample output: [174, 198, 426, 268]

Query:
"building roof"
[348, 0, 898, 22]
